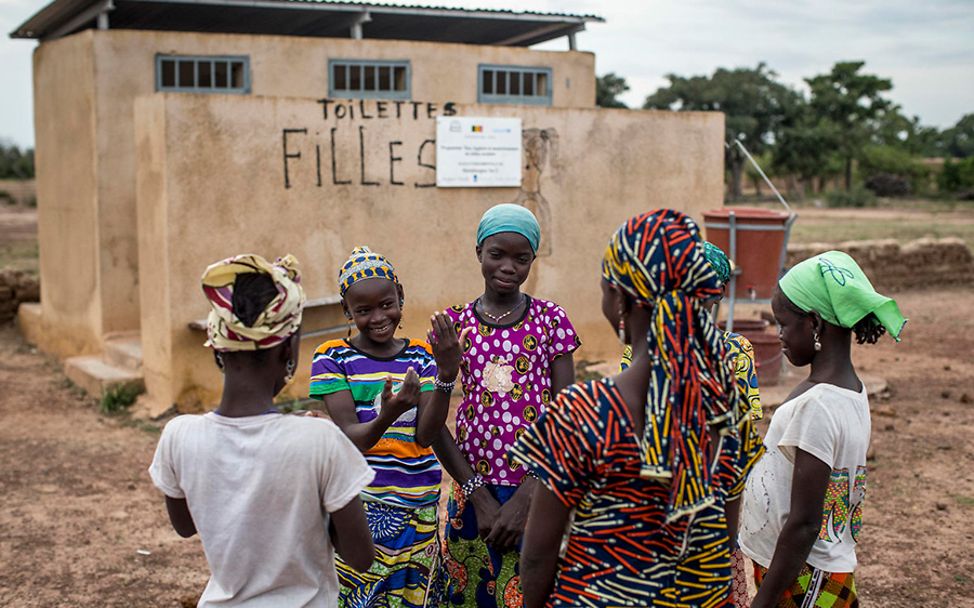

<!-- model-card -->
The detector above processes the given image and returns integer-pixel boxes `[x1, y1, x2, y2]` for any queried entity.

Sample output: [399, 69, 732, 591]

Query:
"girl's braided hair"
[853, 313, 885, 345]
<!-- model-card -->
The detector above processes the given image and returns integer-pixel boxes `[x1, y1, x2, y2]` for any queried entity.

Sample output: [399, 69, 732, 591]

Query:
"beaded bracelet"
[460, 474, 486, 499]
[434, 376, 456, 394]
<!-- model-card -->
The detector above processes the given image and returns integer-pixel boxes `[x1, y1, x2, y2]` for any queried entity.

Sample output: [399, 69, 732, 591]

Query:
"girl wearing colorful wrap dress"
[436, 204, 579, 608]
[511, 210, 747, 608]
[622, 240, 765, 607]
[740, 251, 906, 608]
[309, 247, 470, 608]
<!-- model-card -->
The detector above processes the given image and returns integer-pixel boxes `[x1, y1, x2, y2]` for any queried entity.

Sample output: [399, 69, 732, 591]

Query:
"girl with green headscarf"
[740, 250, 905, 608]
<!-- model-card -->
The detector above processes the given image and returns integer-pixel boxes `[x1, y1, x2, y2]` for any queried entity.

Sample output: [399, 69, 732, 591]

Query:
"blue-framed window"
[329, 59, 411, 100]
[156, 55, 251, 94]
[478, 65, 552, 106]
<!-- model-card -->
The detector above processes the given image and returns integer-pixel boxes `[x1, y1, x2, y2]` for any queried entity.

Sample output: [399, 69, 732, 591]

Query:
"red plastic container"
[703, 208, 792, 301]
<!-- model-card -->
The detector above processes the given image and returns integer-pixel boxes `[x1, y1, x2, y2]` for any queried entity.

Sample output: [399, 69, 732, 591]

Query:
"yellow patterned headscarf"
[201, 253, 305, 352]
[339, 246, 400, 297]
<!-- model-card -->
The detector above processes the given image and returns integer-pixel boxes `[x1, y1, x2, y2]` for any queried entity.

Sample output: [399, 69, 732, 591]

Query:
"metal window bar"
[156, 55, 249, 94]
[328, 60, 411, 99]
[478, 65, 552, 106]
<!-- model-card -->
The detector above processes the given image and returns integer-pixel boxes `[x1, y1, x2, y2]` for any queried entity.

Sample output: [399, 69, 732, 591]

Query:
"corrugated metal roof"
[10, 0, 604, 44]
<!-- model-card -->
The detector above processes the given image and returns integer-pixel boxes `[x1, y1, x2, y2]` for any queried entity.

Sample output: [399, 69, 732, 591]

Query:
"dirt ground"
[2, 201, 974, 606]
[0, 286, 972, 606]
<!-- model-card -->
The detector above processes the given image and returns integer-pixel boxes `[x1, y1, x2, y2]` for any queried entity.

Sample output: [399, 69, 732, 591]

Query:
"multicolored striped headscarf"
[201, 253, 305, 352]
[602, 209, 738, 522]
[339, 246, 400, 297]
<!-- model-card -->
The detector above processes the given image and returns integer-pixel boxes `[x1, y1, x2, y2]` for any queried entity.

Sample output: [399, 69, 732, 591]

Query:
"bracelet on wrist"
[434, 376, 456, 394]
[460, 474, 486, 499]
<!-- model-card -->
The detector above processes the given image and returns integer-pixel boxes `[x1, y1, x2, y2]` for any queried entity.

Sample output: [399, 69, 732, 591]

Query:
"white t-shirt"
[740, 382, 870, 573]
[149, 412, 374, 607]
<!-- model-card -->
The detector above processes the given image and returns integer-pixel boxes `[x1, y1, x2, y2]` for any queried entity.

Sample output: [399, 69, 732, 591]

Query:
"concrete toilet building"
[12, 1, 724, 414]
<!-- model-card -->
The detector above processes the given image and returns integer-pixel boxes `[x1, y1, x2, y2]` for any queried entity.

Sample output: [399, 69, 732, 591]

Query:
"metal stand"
[714, 211, 797, 332]
[716, 138, 797, 332]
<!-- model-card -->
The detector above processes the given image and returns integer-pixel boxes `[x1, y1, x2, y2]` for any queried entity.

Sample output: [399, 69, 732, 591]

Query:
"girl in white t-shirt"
[150, 254, 377, 607]
[740, 250, 906, 608]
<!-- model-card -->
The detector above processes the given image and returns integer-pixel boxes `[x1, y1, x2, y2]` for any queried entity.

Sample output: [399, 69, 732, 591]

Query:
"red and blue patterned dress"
[510, 376, 761, 608]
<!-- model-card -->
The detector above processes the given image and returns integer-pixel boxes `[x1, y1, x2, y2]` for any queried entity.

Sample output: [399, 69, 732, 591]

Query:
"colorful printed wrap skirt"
[441, 482, 523, 608]
[754, 563, 858, 608]
[337, 501, 441, 608]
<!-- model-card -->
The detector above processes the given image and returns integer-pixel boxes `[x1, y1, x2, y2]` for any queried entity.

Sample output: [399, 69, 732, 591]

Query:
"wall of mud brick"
[787, 238, 974, 292]
[0, 271, 39, 323]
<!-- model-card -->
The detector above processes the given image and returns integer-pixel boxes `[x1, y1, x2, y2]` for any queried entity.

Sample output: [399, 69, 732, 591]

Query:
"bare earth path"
[1, 286, 973, 606]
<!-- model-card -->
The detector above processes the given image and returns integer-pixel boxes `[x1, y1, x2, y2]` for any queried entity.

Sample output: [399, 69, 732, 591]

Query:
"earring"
[285, 359, 296, 382]
[216, 352, 225, 373]
[617, 317, 627, 345]
[813, 330, 822, 352]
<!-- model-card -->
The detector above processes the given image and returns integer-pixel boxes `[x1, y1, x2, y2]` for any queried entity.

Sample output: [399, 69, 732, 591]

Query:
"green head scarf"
[779, 250, 906, 341]
[703, 241, 731, 286]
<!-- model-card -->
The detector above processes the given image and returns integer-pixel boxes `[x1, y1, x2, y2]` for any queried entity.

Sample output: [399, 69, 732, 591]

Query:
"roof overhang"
[10, 0, 603, 45]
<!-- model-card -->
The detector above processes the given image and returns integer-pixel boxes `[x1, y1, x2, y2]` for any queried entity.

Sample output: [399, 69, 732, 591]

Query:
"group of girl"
[150, 203, 905, 608]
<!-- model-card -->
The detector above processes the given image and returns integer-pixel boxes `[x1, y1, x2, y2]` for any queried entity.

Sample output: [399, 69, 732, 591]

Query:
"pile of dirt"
[787, 237, 974, 291]
[0, 269, 39, 323]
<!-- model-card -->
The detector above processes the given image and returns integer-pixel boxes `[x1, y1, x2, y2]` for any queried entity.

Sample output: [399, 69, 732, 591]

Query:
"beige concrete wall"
[135, 94, 723, 411]
[31, 31, 102, 356]
[32, 28, 594, 359]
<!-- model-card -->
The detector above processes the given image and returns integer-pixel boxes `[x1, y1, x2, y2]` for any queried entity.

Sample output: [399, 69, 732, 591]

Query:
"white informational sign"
[435, 117, 522, 187]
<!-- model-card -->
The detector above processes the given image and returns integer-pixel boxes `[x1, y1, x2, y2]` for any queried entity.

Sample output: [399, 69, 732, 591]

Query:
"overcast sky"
[1, 0, 972, 148]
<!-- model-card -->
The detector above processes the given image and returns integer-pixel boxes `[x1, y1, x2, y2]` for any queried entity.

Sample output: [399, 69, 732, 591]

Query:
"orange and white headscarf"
[201, 253, 305, 352]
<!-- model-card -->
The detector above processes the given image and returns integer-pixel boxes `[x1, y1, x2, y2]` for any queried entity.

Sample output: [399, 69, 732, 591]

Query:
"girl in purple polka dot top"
[436, 204, 580, 608]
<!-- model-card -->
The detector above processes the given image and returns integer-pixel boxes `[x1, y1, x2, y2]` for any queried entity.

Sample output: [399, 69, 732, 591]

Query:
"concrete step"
[64, 355, 144, 400]
[104, 332, 143, 371]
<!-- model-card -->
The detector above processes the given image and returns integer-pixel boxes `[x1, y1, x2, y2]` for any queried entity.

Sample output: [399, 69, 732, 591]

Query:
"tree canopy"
[644, 63, 802, 197]
[596, 72, 630, 108]
[0, 142, 34, 180]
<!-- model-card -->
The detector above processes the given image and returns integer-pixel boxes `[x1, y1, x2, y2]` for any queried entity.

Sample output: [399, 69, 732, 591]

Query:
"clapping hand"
[380, 367, 421, 419]
[428, 311, 472, 382]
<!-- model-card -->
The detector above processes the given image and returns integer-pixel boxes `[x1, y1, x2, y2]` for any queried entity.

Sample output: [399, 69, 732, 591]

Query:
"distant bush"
[939, 157, 974, 194]
[0, 144, 34, 179]
[826, 187, 877, 208]
[0, 191, 13, 205]
[864, 173, 911, 197]
[859, 145, 929, 195]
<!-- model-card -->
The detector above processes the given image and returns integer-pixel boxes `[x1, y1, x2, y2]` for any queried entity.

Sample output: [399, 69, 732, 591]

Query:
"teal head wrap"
[703, 241, 731, 286]
[779, 250, 906, 341]
[476, 204, 541, 253]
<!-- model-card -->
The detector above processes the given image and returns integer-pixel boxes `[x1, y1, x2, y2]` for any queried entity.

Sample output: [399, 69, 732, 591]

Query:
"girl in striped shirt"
[310, 247, 470, 608]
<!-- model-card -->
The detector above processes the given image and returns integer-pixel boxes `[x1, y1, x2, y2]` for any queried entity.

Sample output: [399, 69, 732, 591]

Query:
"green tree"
[874, 107, 943, 157]
[644, 63, 802, 198]
[596, 72, 629, 108]
[772, 109, 837, 196]
[0, 142, 35, 179]
[805, 61, 893, 190]
[940, 113, 974, 158]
